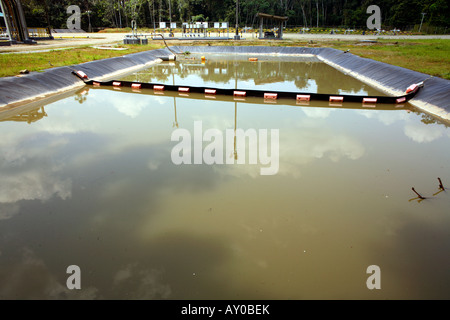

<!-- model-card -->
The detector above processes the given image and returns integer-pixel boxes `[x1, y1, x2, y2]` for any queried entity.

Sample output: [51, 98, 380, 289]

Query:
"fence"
[283, 24, 449, 35]
[28, 27, 53, 39]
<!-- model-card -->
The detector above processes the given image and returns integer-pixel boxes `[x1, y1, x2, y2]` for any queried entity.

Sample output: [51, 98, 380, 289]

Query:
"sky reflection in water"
[0, 56, 449, 299]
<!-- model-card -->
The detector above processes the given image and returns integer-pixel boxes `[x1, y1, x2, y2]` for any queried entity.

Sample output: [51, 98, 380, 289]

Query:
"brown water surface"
[0, 55, 449, 299]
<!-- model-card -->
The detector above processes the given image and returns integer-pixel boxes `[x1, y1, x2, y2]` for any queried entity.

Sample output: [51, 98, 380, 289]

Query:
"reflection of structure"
[173, 99, 179, 128]
[232, 101, 238, 160]
[232, 62, 238, 160]
[0, 106, 47, 123]
[0, 0, 34, 44]
[97, 57, 419, 107]
[254, 75, 284, 85]
[257, 13, 288, 39]
[172, 72, 178, 128]
[123, 58, 376, 97]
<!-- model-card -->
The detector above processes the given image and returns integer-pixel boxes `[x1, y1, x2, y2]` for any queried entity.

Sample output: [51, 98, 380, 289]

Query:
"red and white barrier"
[75, 70, 88, 79]
[264, 93, 277, 99]
[396, 97, 406, 104]
[363, 98, 377, 104]
[406, 84, 418, 94]
[296, 94, 311, 101]
[329, 96, 344, 102]
[205, 89, 217, 95]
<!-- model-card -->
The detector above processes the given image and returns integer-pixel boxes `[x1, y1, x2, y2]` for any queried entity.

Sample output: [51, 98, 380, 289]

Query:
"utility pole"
[419, 12, 426, 33]
[87, 10, 92, 32]
[168, 0, 172, 36]
[234, 0, 240, 39]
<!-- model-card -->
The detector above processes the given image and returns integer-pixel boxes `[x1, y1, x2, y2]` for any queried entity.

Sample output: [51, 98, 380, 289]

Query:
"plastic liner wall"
[170, 45, 450, 122]
[0, 45, 449, 123]
[0, 48, 171, 108]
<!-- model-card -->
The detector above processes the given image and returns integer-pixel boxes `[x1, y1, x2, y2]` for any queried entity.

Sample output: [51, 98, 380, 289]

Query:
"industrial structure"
[0, 0, 35, 44]
[257, 13, 288, 39]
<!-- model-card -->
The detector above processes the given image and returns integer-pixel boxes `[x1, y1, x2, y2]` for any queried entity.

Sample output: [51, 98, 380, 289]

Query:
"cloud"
[0, 203, 20, 221]
[0, 170, 72, 204]
[0, 247, 99, 299]
[148, 160, 161, 171]
[302, 107, 336, 119]
[105, 92, 168, 119]
[0, 134, 72, 220]
[212, 122, 365, 179]
[404, 123, 446, 143]
[356, 109, 410, 126]
[112, 96, 149, 118]
[113, 263, 172, 299]
[355, 109, 450, 144]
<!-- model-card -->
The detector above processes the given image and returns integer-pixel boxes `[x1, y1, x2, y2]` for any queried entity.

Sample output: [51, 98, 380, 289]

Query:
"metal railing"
[27, 27, 52, 39]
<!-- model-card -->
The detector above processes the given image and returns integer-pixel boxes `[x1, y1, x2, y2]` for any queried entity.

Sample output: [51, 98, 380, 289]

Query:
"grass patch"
[0, 37, 448, 79]
[176, 38, 449, 79]
[326, 39, 450, 79]
[0, 43, 164, 78]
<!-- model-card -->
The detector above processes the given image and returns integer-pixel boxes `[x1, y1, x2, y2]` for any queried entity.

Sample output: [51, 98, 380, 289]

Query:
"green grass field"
[0, 38, 448, 80]
[0, 43, 164, 78]
[330, 39, 450, 80]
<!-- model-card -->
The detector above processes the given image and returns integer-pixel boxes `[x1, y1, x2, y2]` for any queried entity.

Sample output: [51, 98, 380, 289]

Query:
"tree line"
[21, 0, 449, 31]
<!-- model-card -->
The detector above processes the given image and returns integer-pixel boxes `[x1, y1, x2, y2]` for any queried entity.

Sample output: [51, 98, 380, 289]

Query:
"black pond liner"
[0, 48, 169, 108]
[0, 46, 449, 123]
[82, 77, 418, 105]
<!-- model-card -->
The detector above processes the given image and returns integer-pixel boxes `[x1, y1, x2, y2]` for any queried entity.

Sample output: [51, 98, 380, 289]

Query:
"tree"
[17, 0, 450, 31]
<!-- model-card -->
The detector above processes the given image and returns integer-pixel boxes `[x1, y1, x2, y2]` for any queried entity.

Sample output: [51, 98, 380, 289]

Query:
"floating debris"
[438, 177, 444, 190]
[412, 187, 426, 199]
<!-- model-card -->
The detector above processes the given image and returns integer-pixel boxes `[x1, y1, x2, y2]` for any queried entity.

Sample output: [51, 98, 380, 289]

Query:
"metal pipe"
[0, 0, 13, 41]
